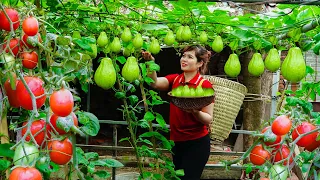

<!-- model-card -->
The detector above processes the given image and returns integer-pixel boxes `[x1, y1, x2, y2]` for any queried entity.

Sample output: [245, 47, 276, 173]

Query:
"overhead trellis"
[32, 0, 320, 54]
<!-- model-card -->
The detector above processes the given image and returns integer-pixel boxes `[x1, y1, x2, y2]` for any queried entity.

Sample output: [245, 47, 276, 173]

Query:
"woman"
[142, 45, 214, 180]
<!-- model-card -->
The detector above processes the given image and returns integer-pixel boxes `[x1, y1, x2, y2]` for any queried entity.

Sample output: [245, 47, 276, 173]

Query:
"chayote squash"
[164, 30, 175, 46]
[122, 56, 140, 82]
[264, 48, 281, 72]
[281, 47, 306, 83]
[94, 57, 116, 90]
[121, 27, 132, 43]
[224, 53, 241, 77]
[110, 37, 121, 53]
[199, 31, 208, 44]
[176, 26, 184, 42]
[97, 32, 108, 47]
[211, 36, 223, 53]
[149, 38, 161, 55]
[248, 52, 264, 77]
[87, 43, 97, 59]
[132, 33, 143, 49]
[181, 26, 192, 42]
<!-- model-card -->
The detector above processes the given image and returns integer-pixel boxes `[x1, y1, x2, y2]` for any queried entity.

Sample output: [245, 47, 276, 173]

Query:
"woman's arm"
[191, 102, 214, 125]
[142, 51, 170, 91]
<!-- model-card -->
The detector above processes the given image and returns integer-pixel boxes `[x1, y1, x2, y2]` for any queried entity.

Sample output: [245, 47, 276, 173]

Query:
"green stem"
[111, 57, 144, 178]
[139, 77, 159, 173]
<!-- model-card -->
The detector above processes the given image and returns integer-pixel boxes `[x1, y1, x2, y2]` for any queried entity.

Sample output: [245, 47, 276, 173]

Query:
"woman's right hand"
[141, 51, 155, 61]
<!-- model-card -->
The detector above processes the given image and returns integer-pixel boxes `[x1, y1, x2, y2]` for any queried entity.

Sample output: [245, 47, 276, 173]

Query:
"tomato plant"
[21, 51, 38, 69]
[48, 138, 73, 165]
[13, 143, 39, 166]
[261, 126, 281, 146]
[3, 38, 19, 56]
[4, 75, 20, 107]
[292, 122, 318, 147]
[9, 167, 42, 180]
[49, 88, 74, 117]
[271, 115, 292, 136]
[16, 76, 46, 110]
[22, 16, 39, 36]
[50, 113, 78, 135]
[249, 144, 270, 165]
[273, 145, 293, 165]
[0, 8, 19, 31]
[21, 119, 51, 146]
[21, 33, 42, 48]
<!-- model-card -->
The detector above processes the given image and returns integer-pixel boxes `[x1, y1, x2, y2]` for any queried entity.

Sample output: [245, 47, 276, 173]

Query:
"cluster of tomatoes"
[0, 7, 78, 179]
[249, 115, 319, 179]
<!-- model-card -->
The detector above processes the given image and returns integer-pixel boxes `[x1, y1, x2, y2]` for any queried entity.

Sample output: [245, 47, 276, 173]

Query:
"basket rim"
[167, 92, 215, 99]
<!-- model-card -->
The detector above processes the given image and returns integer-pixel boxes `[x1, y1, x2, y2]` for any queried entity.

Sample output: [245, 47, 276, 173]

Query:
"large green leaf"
[78, 112, 100, 136]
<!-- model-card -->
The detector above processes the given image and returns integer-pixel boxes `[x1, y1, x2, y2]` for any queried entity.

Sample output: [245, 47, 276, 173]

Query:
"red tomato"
[0, 8, 20, 31]
[261, 126, 281, 146]
[50, 88, 74, 117]
[9, 167, 42, 180]
[21, 119, 51, 146]
[292, 122, 317, 147]
[274, 144, 293, 165]
[304, 136, 320, 152]
[3, 38, 20, 56]
[22, 17, 39, 36]
[50, 112, 78, 135]
[21, 51, 38, 69]
[48, 138, 73, 165]
[16, 76, 46, 110]
[4, 75, 20, 108]
[260, 178, 269, 180]
[21, 33, 42, 49]
[271, 115, 292, 136]
[249, 144, 271, 165]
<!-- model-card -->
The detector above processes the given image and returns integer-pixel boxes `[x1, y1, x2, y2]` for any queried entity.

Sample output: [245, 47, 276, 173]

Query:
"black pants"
[172, 134, 210, 180]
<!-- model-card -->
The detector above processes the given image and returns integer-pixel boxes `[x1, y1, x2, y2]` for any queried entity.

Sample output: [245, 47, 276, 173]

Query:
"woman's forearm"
[192, 111, 212, 125]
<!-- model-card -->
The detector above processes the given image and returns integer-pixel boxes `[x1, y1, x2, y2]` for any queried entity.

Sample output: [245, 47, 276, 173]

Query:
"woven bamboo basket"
[203, 76, 247, 142]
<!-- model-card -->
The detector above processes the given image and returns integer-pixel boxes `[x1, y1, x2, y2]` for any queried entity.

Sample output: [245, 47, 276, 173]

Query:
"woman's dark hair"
[182, 45, 212, 74]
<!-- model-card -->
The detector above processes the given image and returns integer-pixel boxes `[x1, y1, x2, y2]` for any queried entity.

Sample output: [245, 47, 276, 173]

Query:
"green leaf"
[78, 111, 100, 136]
[94, 170, 110, 178]
[144, 77, 155, 85]
[116, 56, 126, 64]
[155, 113, 166, 128]
[245, 164, 253, 174]
[115, 92, 126, 99]
[85, 152, 99, 161]
[144, 111, 155, 121]
[0, 143, 14, 158]
[306, 66, 314, 75]
[128, 95, 139, 106]
[310, 90, 316, 101]
[74, 39, 92, 51]
[119, 137, 130, 142]
[141, 24, 169, 31]
[139, 131, 173, 149]
[0, 159, 10, 171]
[146, 61, 160, 72]
[87, 163, 95, 174]
[104, 159, 124, 168]
[140, 138, 153, 146]
[56, 115, 74, 133]
[302, 163, 311, 173]
[175, 169, 185, 176]
[76, 147, 89, 165]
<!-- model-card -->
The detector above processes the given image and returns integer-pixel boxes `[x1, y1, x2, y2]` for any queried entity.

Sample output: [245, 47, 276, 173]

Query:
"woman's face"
[180, 50, 203, 73]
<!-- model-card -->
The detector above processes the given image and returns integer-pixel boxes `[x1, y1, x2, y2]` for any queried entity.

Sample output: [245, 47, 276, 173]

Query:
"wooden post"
[242, 52, 263, 152]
